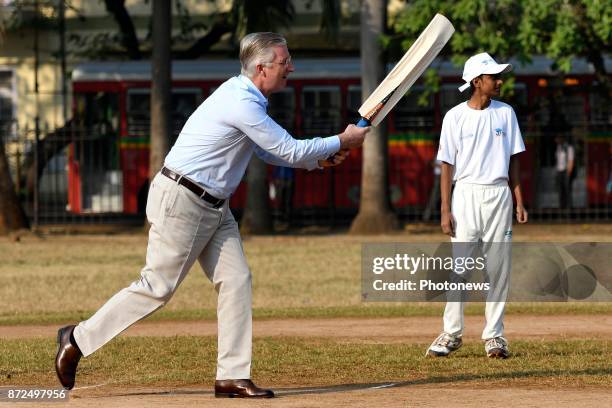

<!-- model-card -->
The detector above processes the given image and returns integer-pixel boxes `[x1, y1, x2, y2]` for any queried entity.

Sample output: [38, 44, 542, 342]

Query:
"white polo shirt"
[437, 100, 525, 184]
[555, 143, 575, 172]
[164, 75, 340, 199]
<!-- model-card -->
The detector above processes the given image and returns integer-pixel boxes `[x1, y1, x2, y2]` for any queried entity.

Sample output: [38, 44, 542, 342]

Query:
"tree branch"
[104, 0, 141, 59]
[176, 12, 235, 59]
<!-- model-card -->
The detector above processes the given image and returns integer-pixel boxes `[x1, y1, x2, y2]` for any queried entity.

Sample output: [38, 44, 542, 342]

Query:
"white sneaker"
[485, 336, 509, 359]
[426, 332, 463, 357]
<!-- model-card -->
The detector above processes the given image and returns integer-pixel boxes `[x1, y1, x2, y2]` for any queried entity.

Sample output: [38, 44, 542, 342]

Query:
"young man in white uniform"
[426, 53, 528, 359]
[55, 32, 369, 397]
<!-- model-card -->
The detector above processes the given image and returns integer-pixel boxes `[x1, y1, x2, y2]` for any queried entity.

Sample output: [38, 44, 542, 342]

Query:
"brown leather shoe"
[214, 379, 274, 398]
[55, 325, 82, 390]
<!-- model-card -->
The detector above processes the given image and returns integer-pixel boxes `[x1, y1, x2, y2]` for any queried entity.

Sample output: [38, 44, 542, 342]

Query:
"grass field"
[1, 224, 610, 325]
[1, 336, 609, 388]
[0, 225, 610, 406]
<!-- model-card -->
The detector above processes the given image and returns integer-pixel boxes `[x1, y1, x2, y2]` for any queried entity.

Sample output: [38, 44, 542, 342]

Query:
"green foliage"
[393, 0, 611, 104]
[396, 0, 610, 66]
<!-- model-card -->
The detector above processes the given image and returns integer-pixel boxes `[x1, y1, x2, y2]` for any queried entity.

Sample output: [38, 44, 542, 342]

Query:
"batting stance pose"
[55, 32, 369, 397]
[426, 52, 528, 359]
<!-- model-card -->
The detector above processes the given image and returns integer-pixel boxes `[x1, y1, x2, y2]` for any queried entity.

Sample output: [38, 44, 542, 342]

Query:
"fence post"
[33, 116, 40, 229]
[15, 146, 21, 194]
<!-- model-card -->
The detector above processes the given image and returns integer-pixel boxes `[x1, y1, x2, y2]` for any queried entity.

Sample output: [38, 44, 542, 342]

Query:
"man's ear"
[255, 63, 266, 77]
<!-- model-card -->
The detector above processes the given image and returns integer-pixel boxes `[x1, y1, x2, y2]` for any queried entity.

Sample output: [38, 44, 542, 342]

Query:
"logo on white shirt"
[494, 128, 505, 137]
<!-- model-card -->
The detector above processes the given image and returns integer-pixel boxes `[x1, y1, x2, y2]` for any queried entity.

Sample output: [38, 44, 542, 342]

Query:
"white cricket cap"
[458, 52, 512, 92]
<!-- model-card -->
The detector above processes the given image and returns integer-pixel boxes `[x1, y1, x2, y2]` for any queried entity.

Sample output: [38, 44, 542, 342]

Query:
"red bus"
[69, 57, 610, 220]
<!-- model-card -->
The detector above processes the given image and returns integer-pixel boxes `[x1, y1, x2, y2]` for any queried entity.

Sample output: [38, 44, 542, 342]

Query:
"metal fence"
[4, 123, 143, 227]
[3, 124, 612, 229]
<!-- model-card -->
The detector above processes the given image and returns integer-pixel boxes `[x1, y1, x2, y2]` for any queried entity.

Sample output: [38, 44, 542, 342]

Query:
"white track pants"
[74, 172, 252, 380]
[443, 181, 513, 340]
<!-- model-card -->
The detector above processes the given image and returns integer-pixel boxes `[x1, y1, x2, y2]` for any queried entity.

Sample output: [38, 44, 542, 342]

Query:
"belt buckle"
[164, 167, 179, 181]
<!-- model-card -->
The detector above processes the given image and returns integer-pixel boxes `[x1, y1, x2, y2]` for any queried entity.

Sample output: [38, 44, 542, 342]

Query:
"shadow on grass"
[98, 367, 610, 399]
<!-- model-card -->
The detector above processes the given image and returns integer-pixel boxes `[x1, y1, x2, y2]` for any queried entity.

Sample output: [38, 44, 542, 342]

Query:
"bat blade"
[358, 14, 455, 126]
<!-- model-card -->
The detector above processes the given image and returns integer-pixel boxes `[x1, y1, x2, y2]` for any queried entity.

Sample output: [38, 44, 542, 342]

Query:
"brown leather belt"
[161, 167, 225, 208]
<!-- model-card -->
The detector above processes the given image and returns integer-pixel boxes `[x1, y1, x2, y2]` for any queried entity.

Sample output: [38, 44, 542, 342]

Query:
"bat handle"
[356, 118, 371, 127]
[326, 118, 370, 162]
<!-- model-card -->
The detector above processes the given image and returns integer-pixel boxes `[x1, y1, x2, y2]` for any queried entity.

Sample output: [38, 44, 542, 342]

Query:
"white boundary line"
[73, 383, 110, 390]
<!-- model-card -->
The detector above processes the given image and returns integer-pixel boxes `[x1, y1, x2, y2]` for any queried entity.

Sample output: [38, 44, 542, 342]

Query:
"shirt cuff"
[305, 135, 341, 171]
[324, 135, 341, 157]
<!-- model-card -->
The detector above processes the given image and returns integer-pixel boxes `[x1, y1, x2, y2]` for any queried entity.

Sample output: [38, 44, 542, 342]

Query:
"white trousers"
[443, 181, 513, 340]
[74, 172, 252, 380]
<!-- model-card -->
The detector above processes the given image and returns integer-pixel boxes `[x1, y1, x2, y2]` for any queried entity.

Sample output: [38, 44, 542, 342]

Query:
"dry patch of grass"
[1, 232, 610, 325]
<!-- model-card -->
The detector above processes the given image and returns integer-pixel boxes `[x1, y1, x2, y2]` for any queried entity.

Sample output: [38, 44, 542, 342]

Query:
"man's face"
[261, 45, 294, 94]
[475, 73, 503, 97]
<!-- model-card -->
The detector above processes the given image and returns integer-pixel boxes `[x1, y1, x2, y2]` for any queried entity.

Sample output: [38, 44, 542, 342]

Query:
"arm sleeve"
[436, 113, 457, 165]
[234, 99, 340, 165]
[254, 146, 321, 171]
[509, 108, 526, 156]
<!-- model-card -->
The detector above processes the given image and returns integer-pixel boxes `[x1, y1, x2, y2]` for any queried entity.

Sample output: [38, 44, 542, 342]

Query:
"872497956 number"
[0, 387, 69, 402]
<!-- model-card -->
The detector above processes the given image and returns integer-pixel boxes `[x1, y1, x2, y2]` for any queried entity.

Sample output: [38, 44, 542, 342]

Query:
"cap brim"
[458, 63, 512, 92]
[483, 63, 513, 75]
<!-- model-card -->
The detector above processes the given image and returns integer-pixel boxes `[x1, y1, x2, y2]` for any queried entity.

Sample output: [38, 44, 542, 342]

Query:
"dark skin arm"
[440, 162, 455, 236]
[567, 155, 575, 177]
[510, 154, 528, 223]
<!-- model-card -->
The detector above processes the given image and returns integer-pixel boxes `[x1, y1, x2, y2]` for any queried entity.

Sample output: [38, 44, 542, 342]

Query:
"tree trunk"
[240, 155, 272, 235]
[0, 139, 29, 235]
[349, 0, 399, 234]
[149, 0, 172, 181]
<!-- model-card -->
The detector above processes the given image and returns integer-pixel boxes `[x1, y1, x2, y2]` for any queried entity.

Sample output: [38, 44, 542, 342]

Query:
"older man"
[55, 32, 368, 398]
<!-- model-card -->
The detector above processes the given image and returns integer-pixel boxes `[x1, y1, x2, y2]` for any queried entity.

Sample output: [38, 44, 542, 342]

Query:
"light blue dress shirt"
[164, 75, 341, 199]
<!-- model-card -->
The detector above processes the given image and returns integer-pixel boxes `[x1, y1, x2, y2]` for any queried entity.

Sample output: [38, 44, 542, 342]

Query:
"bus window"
[301, 86, 341, 137]
[127, 88, 202, 142]
[393, 86, 434, 131]
[505, 82, 528, 126]
[171, 88, 202, 140]
[589, 90, 612, 129]
[126, 89, 150, 137]
[268, 87, 295, 132]
[440, 84, 464, 117]
[74, 91, 119, 135]
[347, 85, 362, 124]
[561, 92, 587, 128]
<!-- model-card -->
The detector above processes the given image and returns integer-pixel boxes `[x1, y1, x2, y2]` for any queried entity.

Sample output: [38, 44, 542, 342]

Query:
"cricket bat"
[356, 13, 455, 127]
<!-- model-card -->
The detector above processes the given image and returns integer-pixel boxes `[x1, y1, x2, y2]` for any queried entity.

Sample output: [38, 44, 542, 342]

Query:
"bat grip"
[325, 118, 370, 162]
[356, 118, 371, 127]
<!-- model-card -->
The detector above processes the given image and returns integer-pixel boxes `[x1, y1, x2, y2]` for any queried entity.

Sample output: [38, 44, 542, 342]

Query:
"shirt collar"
[238, 74, 268, 107]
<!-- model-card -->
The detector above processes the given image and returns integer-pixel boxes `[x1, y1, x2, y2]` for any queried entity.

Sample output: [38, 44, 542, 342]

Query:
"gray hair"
[239, 32, 287, 77]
